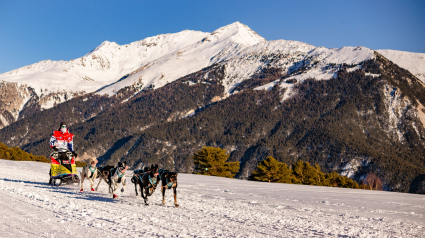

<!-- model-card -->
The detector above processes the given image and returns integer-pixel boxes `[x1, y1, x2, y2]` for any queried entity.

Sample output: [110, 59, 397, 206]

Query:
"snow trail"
[0, 160, 424, 237]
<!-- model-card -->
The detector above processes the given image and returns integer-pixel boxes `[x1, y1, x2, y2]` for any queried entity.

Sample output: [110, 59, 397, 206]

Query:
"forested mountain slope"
[117, 53, 425, 193]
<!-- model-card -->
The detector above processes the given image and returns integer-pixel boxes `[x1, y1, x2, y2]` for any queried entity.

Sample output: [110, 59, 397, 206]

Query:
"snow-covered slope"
[0, 160, 424, 237]
[377, 49, 425, 82]
[0, 30, 209, 95]
[97, 22, 266, 95]
[220, 42, 375, 94]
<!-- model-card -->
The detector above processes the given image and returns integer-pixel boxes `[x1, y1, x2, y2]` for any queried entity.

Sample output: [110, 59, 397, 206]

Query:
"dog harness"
[89, 166, 96, 174]
[165, 178, 174, 188]
[83, 165, 97, 178]
[117, 169, 124, 178]
[159, 169, 174, 188]
[141, 173, 157, 186]
[149, 175, 157, 185]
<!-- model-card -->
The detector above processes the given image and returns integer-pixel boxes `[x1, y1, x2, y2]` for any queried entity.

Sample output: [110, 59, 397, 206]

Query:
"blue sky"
[0, 0, 424, 74]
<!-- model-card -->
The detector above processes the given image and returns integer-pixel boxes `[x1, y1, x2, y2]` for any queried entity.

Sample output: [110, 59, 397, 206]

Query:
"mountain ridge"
[1, 22, 424, 129]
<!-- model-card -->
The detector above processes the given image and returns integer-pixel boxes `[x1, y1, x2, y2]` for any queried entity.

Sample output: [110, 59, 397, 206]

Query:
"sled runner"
[49, 151, 80, 186]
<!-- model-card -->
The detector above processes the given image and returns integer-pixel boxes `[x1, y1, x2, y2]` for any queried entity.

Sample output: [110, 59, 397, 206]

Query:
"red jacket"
[50, 129, 74, 152]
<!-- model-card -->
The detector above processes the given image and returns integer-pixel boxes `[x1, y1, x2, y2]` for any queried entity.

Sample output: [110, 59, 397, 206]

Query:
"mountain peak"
[206, 22, 266, 46]
[88, 41, 119, 55]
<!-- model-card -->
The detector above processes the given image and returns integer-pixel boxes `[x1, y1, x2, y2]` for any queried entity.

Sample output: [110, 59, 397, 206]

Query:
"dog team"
[80, 158, 179, 207]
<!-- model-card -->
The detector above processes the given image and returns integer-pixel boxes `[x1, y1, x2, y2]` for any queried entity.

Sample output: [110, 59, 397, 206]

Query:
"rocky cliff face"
[0, 81, 89, 129]
[0, 81, 34, 128]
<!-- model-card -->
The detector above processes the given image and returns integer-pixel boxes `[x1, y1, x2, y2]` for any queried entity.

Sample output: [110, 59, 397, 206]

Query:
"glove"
[72, 151, 78, 158]
[52, 146, 58, 151]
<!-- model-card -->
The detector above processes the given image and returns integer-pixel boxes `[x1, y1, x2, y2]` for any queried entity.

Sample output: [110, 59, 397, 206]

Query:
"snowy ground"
[0, 160, 424, 237]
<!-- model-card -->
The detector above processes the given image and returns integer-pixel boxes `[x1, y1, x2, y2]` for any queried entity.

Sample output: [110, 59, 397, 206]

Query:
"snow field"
[0, 160, 424, 237]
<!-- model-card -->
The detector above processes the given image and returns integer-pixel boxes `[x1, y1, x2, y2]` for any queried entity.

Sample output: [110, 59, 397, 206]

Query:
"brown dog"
[158, 168, 179, 207]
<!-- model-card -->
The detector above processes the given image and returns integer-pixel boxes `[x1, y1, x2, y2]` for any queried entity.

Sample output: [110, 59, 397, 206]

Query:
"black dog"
[131, 166, 151, 196]
[93, 165, 114, 191]
[131, 164, 159, 205]
[108, 161, 128, 199]
[158, 168, 179, 207]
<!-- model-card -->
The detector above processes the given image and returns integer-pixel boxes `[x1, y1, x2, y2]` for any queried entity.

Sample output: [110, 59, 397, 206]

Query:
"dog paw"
[91, 188, 95, 191]
[113, 194, 118, 199]
[80, 189, 83, 192]
[121, 188, 124, 192]
[175, 204, 180, 208]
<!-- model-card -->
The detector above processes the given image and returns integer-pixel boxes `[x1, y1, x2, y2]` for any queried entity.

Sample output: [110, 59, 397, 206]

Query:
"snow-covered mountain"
[96, 22, 266, 95]
[377, 49, 425, 82]
[1, 21, 424, 129]
[0, 30, 208, 127]
[0, 30, 209, 94]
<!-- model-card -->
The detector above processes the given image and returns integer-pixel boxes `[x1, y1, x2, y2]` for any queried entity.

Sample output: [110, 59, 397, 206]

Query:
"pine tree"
[277, 162, 297, 184]
[292, 160, 323, 185]
[250, 156, 283, 182]
[193, 146, 240, 178]
[292, 160, 306, 183]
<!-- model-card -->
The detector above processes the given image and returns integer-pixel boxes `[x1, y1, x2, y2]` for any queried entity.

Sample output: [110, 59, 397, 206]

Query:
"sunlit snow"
[0, 160, 424, 237]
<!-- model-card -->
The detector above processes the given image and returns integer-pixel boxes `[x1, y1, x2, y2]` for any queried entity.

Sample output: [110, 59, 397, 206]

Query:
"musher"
[49, 122, 77, 183]
[50, 122, 77, 155]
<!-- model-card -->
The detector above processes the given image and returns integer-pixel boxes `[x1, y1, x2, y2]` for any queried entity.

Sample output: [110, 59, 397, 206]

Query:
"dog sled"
[49, 150, 80, 186]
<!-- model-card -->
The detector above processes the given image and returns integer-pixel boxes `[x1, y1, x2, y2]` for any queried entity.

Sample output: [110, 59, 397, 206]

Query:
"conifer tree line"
[249, 156, 360, 188]
[0, 142, 86, 167]
[193, 147, 382, 190]
[0, 142, 49, 163]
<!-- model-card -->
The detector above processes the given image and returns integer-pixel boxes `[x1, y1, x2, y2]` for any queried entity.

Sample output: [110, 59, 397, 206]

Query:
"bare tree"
[363, 172, 383, 190]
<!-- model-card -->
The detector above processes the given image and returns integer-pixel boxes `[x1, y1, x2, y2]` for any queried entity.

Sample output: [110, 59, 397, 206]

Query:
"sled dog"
[94, 165, 115, 191]
[108, 161, 128, 199]
[131, 164, 159, 205]
[79, 158, 99, 191]
[158, 168, 179, 207]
